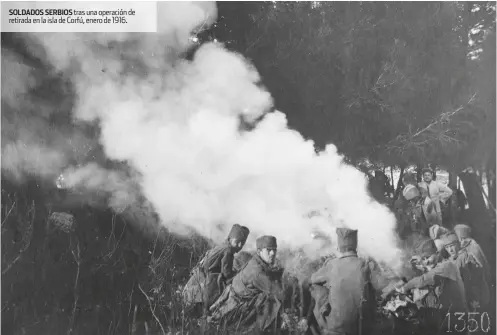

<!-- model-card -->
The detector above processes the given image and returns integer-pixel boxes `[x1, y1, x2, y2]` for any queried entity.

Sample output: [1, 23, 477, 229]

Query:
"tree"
[205, 2, 493, 172]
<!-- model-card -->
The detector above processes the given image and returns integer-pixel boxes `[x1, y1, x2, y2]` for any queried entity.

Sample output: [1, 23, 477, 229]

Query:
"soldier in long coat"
[309, 228, 376, 335]
[418, 168, 453, 226]
[397, 238, 468, 334]
[441, 232, 490, 311]
[182, 224, 250, 313]
[308, 256, 335, 331]
[208, 235, 284, 333]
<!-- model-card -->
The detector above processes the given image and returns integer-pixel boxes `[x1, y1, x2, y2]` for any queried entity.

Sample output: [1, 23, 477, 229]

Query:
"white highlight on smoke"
[58, 163, 138, 213]
[28, 2, 402, 270]
[2, 142, 66, 181]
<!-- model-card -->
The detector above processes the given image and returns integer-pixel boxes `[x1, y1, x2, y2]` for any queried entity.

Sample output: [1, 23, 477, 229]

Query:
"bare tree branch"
[2, 201, 35, 276]
[1, 200, 16, 227]
[138, 284, 166, 335]
[67, 235, 81, 335]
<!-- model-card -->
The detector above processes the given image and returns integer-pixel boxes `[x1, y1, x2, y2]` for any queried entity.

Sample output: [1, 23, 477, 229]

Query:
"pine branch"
[408, 93, 476, 140]
[381, 93, 477, 160]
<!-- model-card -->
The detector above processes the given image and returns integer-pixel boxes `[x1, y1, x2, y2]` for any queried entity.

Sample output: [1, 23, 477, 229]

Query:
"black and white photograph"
[1, 1, 496, 334]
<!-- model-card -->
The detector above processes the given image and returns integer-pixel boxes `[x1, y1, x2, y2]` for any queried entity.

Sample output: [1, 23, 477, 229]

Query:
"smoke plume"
[2, 2, 403, 270]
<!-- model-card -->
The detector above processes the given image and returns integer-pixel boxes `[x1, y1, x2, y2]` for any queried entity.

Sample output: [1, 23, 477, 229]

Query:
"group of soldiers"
[388, 224, 492, 334]
[182, 223, 382, 334]
[180, 169, 492, 334]
[182, 224, 285, 333]
[390, 168, 492, 333]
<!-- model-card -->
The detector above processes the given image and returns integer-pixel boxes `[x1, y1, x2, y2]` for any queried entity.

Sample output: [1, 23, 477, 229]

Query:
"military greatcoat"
[310, 252, 376, 335]
[209, 254, 284, 333]
[183, 242, 237, 308]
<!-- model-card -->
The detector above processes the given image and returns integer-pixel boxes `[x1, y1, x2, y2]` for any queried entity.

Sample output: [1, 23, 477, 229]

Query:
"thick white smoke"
[10, 2, 403, 270]
[1, 45, 99, 184]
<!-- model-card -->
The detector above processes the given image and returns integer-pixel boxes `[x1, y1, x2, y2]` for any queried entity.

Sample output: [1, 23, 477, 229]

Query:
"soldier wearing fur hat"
[309, 228, 376, 335]
[397, 237, 467, 333]
[402, 184, 437, 236]
[454, 224, 490, 277]
[441, 232, 490, 311]
[428, 224, 450, 254]
[208, 235, 285, 333]
[182, 224, 250, 312]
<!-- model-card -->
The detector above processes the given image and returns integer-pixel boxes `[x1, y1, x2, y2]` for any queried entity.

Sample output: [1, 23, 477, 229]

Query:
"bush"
[1, 177, 210, 335]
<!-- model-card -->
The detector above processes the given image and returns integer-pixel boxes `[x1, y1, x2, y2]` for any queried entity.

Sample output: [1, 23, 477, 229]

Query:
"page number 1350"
[446, 312, 491, 333]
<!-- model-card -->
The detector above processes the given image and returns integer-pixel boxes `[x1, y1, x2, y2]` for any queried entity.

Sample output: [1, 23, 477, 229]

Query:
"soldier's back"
[203, 244, 231, 271]
[325, 255, 374, 335]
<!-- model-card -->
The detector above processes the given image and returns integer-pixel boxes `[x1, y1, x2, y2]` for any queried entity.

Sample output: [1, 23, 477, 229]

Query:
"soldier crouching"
[208, 235, 285, 334]
[396, 238, 468, 334]
[440, 232, 490, 312]
[182, 224, 250, 315]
